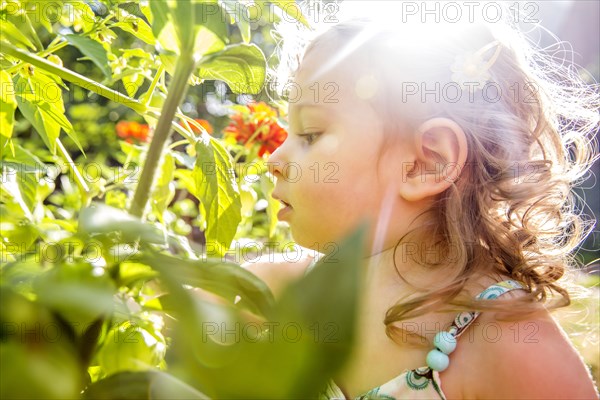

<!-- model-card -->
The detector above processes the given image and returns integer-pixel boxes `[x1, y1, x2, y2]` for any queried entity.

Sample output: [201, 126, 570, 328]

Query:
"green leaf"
[118, 262, 159, 288]
[122, 72, 144, 98]
[3, 8, 43, 51]
[78, 203, 166, 244]
[174, 168, 197, 198]
[0, 70, 17, 138]
[220, 0, 251, 43]
[14, 73, 84, 155]
[193, 1, 229, 45]
[140, 1, 154, 25]
[198, 44, 266, 94]
[0, 141, 45, 170]
[150, 153, 175, 224]
[0, 166, 37, 220]
[173, 0, 195, 52]
[193, 137, 242, 257]
[138, 250, 276, 318]
[64, 34, 111, 77]
[15, 75, 60, 153]
[34, 261, 116, 329]
[83, 371, 209, 399]
[192, 24, 227, 60]
[112, 18, 156, 46]
[0, 20, 36, 50]
[0, 289, 81, 400]
[150, 0, 170, 39]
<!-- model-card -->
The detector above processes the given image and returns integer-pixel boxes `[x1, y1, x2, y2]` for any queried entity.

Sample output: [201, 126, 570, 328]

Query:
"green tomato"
[97, 323, 166, 376]
[172, 198, 197, 217]
[149, 91, 166, 108]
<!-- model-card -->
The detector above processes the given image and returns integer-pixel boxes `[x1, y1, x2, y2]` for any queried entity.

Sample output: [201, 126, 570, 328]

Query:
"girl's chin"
[291, 230, 339, 254]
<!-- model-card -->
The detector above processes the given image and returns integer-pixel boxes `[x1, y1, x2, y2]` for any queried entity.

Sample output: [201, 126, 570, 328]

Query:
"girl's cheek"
[319, 134, 340, 156]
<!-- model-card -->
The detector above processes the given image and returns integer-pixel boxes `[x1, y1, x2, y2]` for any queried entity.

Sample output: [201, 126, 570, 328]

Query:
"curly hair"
[269, 2, 599, 341]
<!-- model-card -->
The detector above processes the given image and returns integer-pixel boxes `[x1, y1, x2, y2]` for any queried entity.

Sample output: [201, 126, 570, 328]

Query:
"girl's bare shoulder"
[241, 253, 314, 299]
[458, 308, 598, 399]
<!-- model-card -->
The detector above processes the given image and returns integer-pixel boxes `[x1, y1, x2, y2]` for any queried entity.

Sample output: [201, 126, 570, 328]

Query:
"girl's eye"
[300, 132, 321, 145]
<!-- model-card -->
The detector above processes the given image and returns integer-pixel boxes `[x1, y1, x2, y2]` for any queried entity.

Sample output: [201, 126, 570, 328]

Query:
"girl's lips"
[277, 203, 293, 221]
[272, 193, 292, 220]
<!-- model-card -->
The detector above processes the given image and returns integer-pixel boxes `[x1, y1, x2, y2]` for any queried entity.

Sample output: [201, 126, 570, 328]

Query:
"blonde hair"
[270, 2, 599, 339]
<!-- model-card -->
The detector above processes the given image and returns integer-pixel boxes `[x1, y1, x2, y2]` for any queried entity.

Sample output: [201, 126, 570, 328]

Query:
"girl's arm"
[241, 253, 315, 300]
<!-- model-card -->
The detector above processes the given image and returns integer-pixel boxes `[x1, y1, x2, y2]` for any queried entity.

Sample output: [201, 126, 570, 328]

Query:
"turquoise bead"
[426, 349, 449, 372]
[433, 331, 457, 355]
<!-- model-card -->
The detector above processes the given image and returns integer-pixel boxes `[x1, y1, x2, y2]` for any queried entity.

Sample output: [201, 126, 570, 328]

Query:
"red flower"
[190, 119, 213, 135]
[116, 121, 150, 143]
[224, 102, 287, 157]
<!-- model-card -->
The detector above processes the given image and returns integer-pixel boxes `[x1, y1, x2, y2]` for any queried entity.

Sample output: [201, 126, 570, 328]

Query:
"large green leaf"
[137, 250, 276, 319]
[139, 250, 250, 370]
[198, 44, 266, 94]
[193, 137, 242, 257]
[151, 1, 226, 58]
[0, 70, 16, 138]
[64, 34, 111, 77]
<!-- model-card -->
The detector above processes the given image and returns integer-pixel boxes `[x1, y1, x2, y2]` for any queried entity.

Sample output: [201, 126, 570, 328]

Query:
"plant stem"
[56, 138, 91, 206]
[5, 41, 69, 75]
[142, 64, 165, 107]
[1, 42, 147, 114]
[129, 55, 197, 218]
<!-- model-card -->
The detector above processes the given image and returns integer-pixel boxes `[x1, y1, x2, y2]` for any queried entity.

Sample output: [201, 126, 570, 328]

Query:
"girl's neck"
[361, 244, 449, 292]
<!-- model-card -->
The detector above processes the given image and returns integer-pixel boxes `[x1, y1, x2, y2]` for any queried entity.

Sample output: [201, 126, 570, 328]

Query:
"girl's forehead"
[292, 48, 375, 110]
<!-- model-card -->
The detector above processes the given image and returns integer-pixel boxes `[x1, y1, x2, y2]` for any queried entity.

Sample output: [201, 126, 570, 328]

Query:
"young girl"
[246, 3, 599, 399]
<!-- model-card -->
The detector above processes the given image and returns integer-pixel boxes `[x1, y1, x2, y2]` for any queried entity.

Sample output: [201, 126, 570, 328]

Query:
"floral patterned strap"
[448, 280, 525, 338]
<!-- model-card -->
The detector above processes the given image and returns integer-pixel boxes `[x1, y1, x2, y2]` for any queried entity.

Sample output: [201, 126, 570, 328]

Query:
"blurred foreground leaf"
[161, 227, 365, 398]
[83, 371, 209, 400]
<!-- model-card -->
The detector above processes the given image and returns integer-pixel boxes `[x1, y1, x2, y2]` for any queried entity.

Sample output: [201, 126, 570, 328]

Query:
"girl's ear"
[399, 118, 468, 202]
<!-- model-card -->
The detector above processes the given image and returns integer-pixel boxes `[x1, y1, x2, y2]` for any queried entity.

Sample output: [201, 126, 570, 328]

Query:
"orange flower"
[190, 119, 213, 135]
[224, 102, 287, 157]
[116, 121, 150, 143]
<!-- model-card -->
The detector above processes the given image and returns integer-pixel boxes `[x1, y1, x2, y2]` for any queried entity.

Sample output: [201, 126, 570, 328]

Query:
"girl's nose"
[267, 139, 288, 180]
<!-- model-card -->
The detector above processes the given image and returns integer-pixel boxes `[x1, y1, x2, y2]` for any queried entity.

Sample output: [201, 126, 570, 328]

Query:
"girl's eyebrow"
[294, 103, 334, 114]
